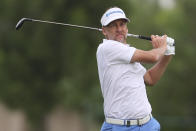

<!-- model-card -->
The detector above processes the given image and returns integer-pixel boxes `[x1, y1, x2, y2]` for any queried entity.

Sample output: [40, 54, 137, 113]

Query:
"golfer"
[96, 7, 174, 131]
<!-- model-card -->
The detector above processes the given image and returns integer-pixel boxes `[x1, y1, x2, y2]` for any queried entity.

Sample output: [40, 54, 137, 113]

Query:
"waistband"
[105, 114, 152, 126]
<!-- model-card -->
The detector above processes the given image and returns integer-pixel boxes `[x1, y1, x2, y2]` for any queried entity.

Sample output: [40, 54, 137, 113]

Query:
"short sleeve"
[103, 40, 136, 65]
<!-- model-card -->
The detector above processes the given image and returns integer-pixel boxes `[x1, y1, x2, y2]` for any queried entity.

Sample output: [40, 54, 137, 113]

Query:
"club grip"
[139, 35, 152, 41]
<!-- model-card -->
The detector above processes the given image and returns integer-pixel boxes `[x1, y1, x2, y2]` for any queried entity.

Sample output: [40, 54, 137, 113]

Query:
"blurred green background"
[0, 0, 196, 131]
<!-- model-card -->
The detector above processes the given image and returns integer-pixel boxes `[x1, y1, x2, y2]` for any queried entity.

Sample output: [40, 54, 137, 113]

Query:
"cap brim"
[103, 17, 130, 26]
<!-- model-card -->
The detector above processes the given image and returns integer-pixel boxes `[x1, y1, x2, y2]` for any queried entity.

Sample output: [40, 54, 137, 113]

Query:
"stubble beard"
[115, 34, 127, 44]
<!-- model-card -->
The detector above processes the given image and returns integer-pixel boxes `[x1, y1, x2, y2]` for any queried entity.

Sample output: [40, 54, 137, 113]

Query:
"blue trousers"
[101, 117, 160, 131]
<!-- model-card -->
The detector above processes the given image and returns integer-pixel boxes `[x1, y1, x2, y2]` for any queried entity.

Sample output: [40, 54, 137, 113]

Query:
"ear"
[102, 27, 107, 36]
[125, 25, 128, 34]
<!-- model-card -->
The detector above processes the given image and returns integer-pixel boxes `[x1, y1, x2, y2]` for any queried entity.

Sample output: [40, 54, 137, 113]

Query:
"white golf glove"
[165, 45, 175, 55]
[164, 37, 175, 55]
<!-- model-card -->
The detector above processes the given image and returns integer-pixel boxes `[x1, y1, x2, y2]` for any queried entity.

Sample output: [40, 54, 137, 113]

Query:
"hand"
[165, 45, 175, 55]
[165, 36, 175, 55]
[166, 37, 175, 46]
[151, 35, 167, 49]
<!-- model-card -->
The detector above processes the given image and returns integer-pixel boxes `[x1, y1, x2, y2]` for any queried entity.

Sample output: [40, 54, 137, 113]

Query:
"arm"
[130, 35, 171, 86]
[131, 35, 167, 63]
[144, 55, 172, 86]
[130, 47, 165, 63]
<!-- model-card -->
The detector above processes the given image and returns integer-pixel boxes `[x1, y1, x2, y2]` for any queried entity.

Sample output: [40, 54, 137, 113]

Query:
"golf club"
[15, 17, 175, 46]
[15, 18, 152, 40]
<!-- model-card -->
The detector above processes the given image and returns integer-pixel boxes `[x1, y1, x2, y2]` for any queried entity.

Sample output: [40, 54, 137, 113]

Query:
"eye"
[108, 23, 116, 28]
[120, 22, 126, 26]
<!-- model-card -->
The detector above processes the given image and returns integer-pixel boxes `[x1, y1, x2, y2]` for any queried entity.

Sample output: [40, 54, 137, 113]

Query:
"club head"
[15, 18, 33, 30]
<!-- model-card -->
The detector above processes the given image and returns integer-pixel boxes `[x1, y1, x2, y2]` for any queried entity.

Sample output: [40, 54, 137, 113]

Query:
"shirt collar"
[103, 39, 130, 47]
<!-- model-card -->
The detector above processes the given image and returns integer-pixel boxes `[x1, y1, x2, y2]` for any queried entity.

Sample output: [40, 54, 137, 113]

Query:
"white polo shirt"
[96, 39, 152, 119]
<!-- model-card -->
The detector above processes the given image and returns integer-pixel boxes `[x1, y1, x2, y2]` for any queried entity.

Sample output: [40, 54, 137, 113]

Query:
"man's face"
[102, 19, 128, 43]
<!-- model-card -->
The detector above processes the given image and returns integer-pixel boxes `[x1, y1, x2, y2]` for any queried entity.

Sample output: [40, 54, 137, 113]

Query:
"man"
[96, 7, 175, 131]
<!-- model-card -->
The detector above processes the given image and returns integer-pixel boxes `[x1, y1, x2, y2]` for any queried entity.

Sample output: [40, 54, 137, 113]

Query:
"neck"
[105, 38, 127, 44]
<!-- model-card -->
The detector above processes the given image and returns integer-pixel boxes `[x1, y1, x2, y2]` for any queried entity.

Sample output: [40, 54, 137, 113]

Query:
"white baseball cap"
[101, 7, 130, 26]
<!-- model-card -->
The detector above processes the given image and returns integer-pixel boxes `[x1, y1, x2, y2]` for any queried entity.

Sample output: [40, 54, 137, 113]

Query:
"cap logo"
[106, 10, 124, 17]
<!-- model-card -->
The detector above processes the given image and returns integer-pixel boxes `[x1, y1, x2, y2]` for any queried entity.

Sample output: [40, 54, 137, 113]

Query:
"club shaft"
[31, 19, 102, 31]
[16, 18, 152, 41]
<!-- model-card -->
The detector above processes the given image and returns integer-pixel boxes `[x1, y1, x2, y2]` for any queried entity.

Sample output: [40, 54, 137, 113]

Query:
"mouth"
[116, 34, 124, 39]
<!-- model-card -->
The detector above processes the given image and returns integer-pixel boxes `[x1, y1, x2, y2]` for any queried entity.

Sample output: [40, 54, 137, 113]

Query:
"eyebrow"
[107, 20, 127, 26]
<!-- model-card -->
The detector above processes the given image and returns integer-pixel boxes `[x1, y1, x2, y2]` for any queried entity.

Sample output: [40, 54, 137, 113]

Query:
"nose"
[116, 24, 122, 32]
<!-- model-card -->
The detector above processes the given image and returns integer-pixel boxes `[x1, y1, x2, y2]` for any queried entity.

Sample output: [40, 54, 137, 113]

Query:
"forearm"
[131, 46, 166, 63]
[131, 35, 167, 63]
[145, 55, 172, 85]
[149, 47, 167, 61]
